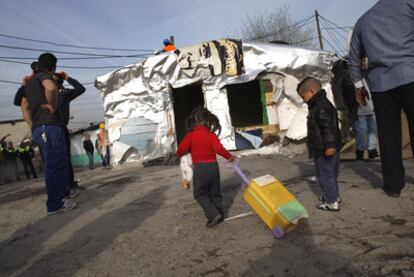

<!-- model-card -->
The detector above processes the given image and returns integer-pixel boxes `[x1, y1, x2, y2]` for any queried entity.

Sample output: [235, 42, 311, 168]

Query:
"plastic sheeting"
[95, 40, 334, 162]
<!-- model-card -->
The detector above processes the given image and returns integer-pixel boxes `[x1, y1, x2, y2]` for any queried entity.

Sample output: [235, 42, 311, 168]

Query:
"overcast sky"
[0, 0, 378, 129]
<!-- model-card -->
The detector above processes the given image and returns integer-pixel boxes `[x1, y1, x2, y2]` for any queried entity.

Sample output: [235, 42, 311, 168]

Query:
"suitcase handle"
[226, 159, 250, 186]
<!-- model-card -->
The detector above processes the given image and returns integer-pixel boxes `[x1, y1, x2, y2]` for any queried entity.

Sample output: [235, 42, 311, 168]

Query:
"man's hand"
[59, 71, 69, 81]
[325, 148, 336, 157]
[22, 75, 32, 86]
[40, 104, 55, 114]
[228, 156, 235, 162]
[355, 87, 369, 106]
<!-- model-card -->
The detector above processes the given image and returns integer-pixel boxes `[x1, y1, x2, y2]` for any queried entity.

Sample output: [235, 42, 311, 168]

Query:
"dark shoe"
[368, 149, 380, 160]
[206, 214, 223, 228]
[384, 189, 400, 198]
[356, 150, 364, 161]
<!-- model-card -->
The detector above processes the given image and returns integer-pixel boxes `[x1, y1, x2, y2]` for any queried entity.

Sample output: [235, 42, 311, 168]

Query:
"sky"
[0, 0, 378, 129]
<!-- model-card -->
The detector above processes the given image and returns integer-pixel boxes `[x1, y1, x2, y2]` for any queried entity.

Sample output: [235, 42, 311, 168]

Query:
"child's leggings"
[193, 162, 223, 220]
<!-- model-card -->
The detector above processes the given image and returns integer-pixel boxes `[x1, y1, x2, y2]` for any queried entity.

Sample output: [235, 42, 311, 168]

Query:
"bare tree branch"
[237, 6, 316, 48]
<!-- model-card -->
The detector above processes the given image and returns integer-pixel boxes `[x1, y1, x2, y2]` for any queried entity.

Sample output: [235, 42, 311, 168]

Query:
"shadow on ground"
[14, 186, 167, 277]
[0, 173, 153, 277]
[243, 222, 359, 276]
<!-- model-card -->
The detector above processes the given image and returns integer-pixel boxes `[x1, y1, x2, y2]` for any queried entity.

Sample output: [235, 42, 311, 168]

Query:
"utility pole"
[315, 10, 323, 50]
[169, 35, 175, 46]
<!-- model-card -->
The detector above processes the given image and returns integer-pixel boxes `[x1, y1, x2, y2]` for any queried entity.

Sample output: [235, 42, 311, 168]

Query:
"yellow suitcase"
[230, 162, 308, 238]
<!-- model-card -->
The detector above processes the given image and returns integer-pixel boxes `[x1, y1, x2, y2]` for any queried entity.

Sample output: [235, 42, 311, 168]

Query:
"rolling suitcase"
[228, 161, 308, 238]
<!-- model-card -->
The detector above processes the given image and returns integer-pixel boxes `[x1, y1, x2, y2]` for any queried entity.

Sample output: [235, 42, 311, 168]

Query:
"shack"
[95, 39, 334, 164]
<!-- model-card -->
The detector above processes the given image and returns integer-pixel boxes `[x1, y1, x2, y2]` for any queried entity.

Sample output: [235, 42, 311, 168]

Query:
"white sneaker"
[317, 201, 339, 211]
[48, 199, 77, 215]
[69, 187, 80, 199]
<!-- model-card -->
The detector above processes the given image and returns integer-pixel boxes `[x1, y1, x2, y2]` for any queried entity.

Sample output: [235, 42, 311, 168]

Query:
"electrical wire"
[248, 14, 314, 41]
[0, 33, 154, 52]
[319, 15, 352, 33]
[0, 59, 124, 69]
[320, 17, 348, 41]
[320, 20, 347, 56]
[0, 44, 151, 57]
[0, 54, 152, 60]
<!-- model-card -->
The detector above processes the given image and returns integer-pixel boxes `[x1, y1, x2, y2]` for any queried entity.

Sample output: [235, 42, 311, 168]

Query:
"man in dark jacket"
[83, 134, 94, 170]
[55, 72, 86, 195]
[297, 77, 342, 211]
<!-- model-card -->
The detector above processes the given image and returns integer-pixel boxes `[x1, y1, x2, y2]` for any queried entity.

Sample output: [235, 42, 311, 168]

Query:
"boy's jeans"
[314, 152, 340, 204]
[32, 125, 70, 212]
[355, 114, 377, 151]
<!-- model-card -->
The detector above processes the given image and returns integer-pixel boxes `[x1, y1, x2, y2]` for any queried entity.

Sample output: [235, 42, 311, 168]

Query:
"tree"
[237, 6, 316, 48]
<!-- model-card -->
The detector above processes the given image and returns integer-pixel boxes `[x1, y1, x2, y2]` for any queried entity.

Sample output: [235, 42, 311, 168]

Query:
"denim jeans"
[102, 146, 110, 167]
[355, 114, 377, 151]
[32, 125, 70, 212]
[314, 152, 340, 204]
[86, 151, 94, 169]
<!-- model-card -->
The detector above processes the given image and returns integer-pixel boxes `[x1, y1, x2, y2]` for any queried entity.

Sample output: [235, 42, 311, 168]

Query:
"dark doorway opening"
[226, 80, 264, 128]
[172, 83, 204, 144]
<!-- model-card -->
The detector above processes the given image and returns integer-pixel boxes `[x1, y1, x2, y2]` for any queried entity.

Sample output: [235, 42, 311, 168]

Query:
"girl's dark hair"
[185, 107, 222, 135]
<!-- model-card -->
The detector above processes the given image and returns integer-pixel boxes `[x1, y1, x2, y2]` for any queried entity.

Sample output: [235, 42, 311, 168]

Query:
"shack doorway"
[226, 79, 265, 128]
[171, 83, 204, 144]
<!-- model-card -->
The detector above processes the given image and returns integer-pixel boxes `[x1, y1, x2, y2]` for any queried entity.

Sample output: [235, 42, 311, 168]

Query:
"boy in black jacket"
[297, 77, 342, 211]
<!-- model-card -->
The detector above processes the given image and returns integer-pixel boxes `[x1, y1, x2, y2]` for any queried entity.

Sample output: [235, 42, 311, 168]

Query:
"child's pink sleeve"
[176, 133, 191, 158]
[211, 133, 232, 160]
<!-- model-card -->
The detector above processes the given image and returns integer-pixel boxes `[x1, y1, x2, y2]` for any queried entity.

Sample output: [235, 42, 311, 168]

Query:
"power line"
[319, 15, 352, 33]
[321, 37, 343, 57]
[320, 18, 348, 41]
[0, 54, 152, 60]
[0, 44, 151, 57]
[320, 20, 347, 56]
[0, 33, 154, 52]
[0, 59, 123, 69]
[0, 78, 96, 86]
[0, 79, 20, 84]
[248, 14, 315, 41]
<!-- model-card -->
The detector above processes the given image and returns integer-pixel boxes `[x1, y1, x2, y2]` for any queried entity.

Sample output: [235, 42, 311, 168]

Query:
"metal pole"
[315, 10, 324, 50]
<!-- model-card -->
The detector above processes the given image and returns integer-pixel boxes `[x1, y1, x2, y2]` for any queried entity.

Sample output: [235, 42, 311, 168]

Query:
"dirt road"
[0, 154, 413, 276]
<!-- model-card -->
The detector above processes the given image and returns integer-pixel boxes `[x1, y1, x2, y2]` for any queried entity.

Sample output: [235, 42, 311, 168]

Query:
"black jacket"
[340, 74, 358, 120]
[306, 89, 342, 158]
[83, 140, 94, 153]
[57, 78, 86, 126]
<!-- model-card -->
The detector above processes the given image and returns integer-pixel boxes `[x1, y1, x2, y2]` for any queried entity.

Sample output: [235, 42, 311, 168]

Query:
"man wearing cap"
[162, 38, 176, 52]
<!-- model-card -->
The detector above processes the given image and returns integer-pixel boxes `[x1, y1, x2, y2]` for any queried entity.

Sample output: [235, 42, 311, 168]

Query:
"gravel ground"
[0, 153, 413, 276]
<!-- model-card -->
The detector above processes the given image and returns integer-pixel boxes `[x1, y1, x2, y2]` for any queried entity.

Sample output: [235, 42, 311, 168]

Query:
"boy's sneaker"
[319, 196, 342, 203]
[206, 214, 223, 228]
[47, 199, 77, 215]
[317, 201, 339, 212]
